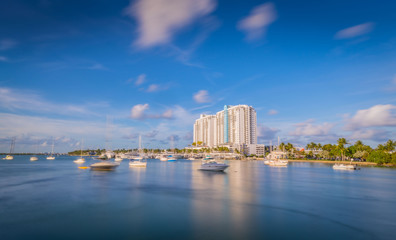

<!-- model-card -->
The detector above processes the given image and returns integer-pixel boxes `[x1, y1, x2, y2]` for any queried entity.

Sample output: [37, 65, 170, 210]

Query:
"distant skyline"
[0, 0, 395, 152]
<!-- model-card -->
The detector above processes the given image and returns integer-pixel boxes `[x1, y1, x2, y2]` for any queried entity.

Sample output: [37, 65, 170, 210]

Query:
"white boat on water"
[269, 160, 288, 167]
[90, 161, 119, 171]
[30, 156, 38, 161]
[74, 158, 85, 164]
[3, 138, 15, 160]
[160, 156, 168, 161]
[333, 163, 357, 170]
[115, 156, 123, 162]
[74, 139, 85, 164]
[129, 159, 147, 168]
[46, 140, 56, 160]
[3, 155, 14, 160]
[129, 135, 148, 167]
[199, 156, 229, 172]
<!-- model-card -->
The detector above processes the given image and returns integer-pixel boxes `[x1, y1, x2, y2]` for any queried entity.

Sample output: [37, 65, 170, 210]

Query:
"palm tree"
[337, 138, 348, 161]
[384, 140, 396, 152]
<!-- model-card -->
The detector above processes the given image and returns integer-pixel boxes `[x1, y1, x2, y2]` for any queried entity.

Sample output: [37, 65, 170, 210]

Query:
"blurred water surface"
[1, 156, 395, 240]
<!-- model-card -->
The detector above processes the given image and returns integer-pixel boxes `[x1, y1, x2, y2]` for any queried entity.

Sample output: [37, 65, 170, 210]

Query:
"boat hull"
[333, 164, 357, 170]
[129, 162, 147, 168]
[199, 163, 229, 172]
[74, 158, 85, 164]
[90, 162, 119, 171]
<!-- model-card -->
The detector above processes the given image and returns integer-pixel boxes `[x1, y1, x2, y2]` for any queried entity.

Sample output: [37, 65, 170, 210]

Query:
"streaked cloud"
[237, 3, 277, 41]
[0, 56, 8, 62]
[125, 0, 216, 48]
[146, 84, 160, 92]
[0, 39, 17, 51]
[334, 22, 374, 39]
[268, 109, 278, 115]
[193, 90, 211, 103]
[87, 63, 108, 70]
[0, 87, 100, 116]
[345, 104, 396, 130]
[135, 74, 146, 86]
[290, 119, 334, 136]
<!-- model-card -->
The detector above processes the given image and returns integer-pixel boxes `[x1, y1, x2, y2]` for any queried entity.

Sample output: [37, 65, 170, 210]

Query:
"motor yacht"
[199, 156, 229, 172]
[129, 159, 147, 168]
[269, 160, 288, 167]
[30, 156, 38, 161]
[167, 155, 177, 161]
[333, 163, 357, 170]
[90, 161, 119, 171]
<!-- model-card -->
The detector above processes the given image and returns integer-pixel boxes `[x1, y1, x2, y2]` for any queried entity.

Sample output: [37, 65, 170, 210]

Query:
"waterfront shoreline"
[255, 158, 378, 166]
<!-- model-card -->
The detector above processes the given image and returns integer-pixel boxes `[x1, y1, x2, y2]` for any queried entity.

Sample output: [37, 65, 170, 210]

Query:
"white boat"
[199, 156, 229, 171]
[90, 161, 119, 171]
[47, 139, 56, 160]
[3, 138, 15, 160]
[30, 156, 38, 161]
[333, 163, 357, 170]
[269, 160, 288, 167]
[115, 156, 123, 162]
[129, 135, 148, 167]
[74, 158, 85, 164]
[3, 155, 14, 160]
[167, 155, 177, 161]
[129, 160, 147, 168]
[264, 159, 272, 165]
[74, 138, 85, 164]
[160, 156, 168, 161]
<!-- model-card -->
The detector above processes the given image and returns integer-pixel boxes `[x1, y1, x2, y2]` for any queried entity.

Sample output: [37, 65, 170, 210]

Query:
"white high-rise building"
[193, 114, 217, 147]
[193, 105, 257, 148]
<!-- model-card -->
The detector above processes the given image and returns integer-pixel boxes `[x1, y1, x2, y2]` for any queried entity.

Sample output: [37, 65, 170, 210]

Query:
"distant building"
[193, 105, 259, 154]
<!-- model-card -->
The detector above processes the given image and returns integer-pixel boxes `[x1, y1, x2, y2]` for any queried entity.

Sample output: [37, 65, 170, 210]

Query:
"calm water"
[1, 156, 395, 240]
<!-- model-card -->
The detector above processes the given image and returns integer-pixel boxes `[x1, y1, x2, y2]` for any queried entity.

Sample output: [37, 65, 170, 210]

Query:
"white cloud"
[346, 104, 396, 130]
[0, 56, 8, 62]
[130, 103, 173, 120]
[290, 119, 334, 136]
[87, 63, 107, 70]
[0, 87, 99, 116]
[0, 113, 105, 144]
[130, 103, 150, 119]
[268, 109, 278, 115]
[257, 124, 279, 141]
[147, 84, 160, 92]
[349, 129, 388, 142]
[135, 74, 146, 86]
[193, 90, 211, 103]
[125, 0, 216, 48]
[334, 22, 374, 39]
[237, 3, 277, 41]
[162, 109, 173, 118]
[0, 39, 17, 51]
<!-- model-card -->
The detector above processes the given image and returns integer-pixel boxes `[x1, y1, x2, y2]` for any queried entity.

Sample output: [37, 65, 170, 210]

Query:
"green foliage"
[367, 150, 391, 165]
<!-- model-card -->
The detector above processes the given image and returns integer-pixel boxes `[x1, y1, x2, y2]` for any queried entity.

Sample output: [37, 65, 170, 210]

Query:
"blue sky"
[0, 0, 395, 153]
